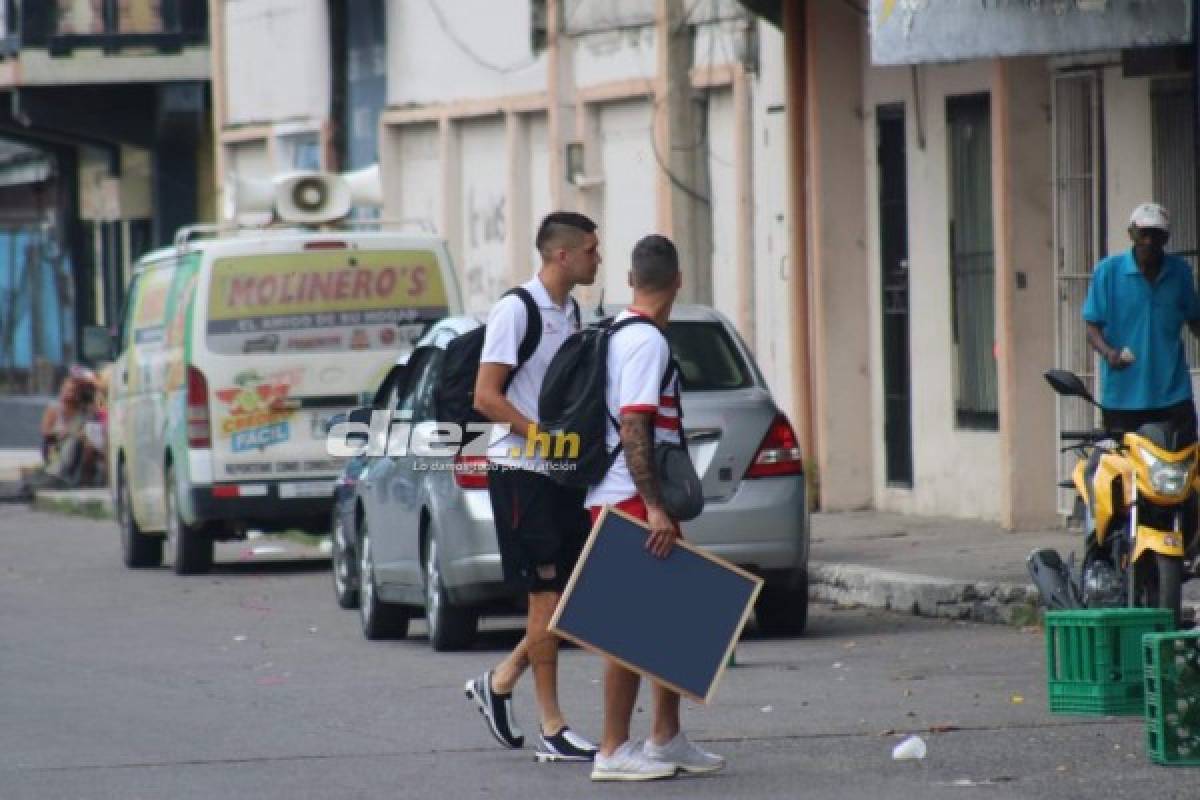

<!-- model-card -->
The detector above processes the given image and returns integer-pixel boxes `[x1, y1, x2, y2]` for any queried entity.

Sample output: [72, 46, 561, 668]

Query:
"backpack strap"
[603, 315, 679, 459]
[569, 296, 581, 331]
[500, 287, 542, 391]
[507, 287, 542, 366]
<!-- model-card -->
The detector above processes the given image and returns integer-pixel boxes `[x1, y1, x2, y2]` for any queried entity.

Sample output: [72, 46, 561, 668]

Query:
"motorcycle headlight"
[1139, 446, 1194, 497]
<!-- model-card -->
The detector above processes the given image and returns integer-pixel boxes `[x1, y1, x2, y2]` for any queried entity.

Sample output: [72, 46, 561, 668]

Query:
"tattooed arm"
[620, 410, 677, 558]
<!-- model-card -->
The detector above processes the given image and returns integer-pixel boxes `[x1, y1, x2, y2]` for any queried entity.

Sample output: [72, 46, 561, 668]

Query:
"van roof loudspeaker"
[343, 164, 383, 209]
[223, 165, 385, 226]
[275, 171, 352, 225]
[222, 174, 275, 222]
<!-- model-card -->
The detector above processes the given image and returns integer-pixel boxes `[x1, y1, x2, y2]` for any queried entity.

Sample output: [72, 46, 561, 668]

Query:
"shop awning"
[869, 0, 1192, 66]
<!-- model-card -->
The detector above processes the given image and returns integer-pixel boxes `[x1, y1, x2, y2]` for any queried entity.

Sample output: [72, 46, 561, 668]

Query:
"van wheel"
[755, 572, 809, 636]
[118, 463, 162, 568]
[165, 464, 213, 575]
[357, 516, 409, 640]
[331, 510, 359, 609]
[423, 528, 477, 652]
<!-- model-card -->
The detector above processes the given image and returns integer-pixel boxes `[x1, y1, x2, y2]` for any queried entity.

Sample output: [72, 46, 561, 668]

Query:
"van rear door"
[198, 246, 453, 492]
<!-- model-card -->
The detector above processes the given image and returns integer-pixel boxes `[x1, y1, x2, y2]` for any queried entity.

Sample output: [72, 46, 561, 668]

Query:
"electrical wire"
[423, 0, 542, 74]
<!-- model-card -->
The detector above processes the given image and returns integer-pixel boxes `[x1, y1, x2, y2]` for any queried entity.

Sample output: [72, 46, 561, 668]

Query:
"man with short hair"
[1083, 202, 1200, 439]
[585, 234, 725, 782]
[464, 211, 601, 763]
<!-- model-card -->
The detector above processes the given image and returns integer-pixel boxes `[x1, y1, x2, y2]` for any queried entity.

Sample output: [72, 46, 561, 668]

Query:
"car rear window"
[666, 321, 754, 391]
[205, 250, 448, 355]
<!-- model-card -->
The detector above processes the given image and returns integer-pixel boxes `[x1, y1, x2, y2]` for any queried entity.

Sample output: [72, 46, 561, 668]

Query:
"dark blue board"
[550, 508, 762, 702]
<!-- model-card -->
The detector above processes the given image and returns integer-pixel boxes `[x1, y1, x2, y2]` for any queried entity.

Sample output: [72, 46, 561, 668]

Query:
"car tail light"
[187, 366, 212, 448]
[453, 454, 489, 490]
[212, 485, 239, 498]
[745, 414, 804, 478]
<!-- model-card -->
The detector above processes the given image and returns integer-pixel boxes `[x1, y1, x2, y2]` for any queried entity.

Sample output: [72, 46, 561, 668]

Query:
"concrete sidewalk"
[808, 511, 1075, 625]
[0, 448, 41, 482]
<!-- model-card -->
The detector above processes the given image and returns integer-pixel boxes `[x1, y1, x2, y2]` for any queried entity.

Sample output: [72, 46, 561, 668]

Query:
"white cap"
[1130, 202, 1169, 231]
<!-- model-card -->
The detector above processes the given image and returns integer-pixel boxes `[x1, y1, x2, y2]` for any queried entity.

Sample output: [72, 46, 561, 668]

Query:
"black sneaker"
[464, 670, 524, 748]
[534, 726, 599, 762]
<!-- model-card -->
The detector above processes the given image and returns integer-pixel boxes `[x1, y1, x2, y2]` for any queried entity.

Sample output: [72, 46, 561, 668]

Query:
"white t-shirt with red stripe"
[585, 309, 681, 508]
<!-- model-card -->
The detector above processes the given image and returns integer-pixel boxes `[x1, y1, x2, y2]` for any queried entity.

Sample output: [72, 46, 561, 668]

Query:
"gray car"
[342, 305, 809, 650]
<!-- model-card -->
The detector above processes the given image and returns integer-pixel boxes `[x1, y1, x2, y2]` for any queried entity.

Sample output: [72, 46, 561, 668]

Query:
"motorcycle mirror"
[1044, 369, 1096, 404]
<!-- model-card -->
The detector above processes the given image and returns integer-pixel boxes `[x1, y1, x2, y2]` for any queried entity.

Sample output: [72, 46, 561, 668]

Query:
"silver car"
[340, 306, 810, 650]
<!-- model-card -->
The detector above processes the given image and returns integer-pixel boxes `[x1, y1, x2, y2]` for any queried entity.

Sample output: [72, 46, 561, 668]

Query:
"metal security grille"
[1152, 79, 1200, 378]
[947, 94, 998, 429]
[1052, 71, 1103, 515]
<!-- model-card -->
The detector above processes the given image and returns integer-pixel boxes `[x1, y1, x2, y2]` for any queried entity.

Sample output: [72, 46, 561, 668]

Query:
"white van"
[100, 172, 462, 574]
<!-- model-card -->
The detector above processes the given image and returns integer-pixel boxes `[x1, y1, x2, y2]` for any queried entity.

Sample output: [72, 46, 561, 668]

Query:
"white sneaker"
[590, 741, 677, 782]
[643, 732, 726, 774]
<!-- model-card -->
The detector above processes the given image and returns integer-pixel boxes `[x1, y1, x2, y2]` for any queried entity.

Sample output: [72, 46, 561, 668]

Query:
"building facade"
[0, 0, 212, 393]
[747, 0, 1196, 527]
[213, 0, 1197, 529]
[213, 0, 799, 475]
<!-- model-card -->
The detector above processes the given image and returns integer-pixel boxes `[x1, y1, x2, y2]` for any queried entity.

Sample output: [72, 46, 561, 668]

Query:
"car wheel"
[755, 572, 809, 636]
[423, 529, 478, 652]
[165, 464, 213, 575]
[331, 510, 359, 609]
[357, 516, 410, 640]
[117, 462, 162, 568]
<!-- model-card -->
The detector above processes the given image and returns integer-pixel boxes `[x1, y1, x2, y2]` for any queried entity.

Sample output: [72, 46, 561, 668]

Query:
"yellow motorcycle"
[1028, 369, 1197, 627]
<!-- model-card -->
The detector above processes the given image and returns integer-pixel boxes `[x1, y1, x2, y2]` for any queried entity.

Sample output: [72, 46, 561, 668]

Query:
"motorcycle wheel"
[1132, 552, 1183, 628]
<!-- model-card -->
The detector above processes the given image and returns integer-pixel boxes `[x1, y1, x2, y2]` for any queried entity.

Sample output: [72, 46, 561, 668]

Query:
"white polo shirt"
[585, 309, 681, 507]
[480, 277, 581, 471]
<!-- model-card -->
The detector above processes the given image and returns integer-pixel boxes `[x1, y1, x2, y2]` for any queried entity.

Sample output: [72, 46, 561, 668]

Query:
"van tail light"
[453, 454, 490, 490]
[187, 366, 212, 449]
[745, 414, 804, 479]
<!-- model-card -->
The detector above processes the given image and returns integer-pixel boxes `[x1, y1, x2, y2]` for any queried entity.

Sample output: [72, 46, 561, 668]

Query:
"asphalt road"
[0, 504, 1195, 799]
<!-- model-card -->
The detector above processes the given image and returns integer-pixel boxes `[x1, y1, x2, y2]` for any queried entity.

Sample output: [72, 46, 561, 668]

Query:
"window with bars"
[947, 93, 998, 430]
[1151, 79, 1200, 373]
[44, 0, 205, 53]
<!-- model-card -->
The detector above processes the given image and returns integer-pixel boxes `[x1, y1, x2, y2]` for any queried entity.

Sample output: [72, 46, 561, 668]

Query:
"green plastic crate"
[1144, 631, 1200, 766]
[1044, 608, 1174, 716]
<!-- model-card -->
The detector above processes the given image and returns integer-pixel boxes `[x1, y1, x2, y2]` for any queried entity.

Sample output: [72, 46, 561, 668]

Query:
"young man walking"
[464, 211, 601, 763]
[585, 234, 725, 782]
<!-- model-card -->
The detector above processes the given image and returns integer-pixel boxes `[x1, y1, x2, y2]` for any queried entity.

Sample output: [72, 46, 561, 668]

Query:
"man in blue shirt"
[1082, 202, 1200, 441]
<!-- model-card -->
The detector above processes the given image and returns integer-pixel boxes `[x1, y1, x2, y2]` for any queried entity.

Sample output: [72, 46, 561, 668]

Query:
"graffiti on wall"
[464, 186, 507, 312]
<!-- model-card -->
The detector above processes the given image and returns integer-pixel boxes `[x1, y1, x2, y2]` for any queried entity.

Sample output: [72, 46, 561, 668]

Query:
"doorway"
[877, 105, 913, 487]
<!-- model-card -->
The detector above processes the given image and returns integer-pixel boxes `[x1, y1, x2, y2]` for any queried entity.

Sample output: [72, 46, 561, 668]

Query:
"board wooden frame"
[548, 506, 763, 704]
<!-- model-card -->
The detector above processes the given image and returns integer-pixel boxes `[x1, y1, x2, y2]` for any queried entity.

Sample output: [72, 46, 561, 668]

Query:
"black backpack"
[538, 315, 675, 488]
[434, 287, 578, 428]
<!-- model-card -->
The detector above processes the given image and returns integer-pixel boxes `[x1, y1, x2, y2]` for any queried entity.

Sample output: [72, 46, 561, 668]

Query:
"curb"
[809, 561, 1039, 626]
[33, 489, 114, 520]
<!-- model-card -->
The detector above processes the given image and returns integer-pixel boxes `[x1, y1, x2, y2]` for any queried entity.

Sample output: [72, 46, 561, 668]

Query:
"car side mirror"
[346, 407, 373, 448]
[81, 325, 114, 363]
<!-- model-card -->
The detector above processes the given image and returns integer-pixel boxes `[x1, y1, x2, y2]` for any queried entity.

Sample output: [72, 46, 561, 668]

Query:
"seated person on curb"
[585, 234, 726, 782]
[38, 366, 104, 488]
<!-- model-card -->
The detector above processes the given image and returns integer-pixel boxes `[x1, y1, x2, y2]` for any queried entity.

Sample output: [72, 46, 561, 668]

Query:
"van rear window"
[205, 250, 448, 355]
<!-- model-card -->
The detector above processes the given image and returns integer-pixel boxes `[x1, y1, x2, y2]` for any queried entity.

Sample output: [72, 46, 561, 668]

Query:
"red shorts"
[589, 495, 648, 524]
[588, 496, 682, 536]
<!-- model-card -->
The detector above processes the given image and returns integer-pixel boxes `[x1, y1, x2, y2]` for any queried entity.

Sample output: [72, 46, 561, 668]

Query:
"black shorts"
[488, 466, 590, 593]
[1102, 400, 1198, 444]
